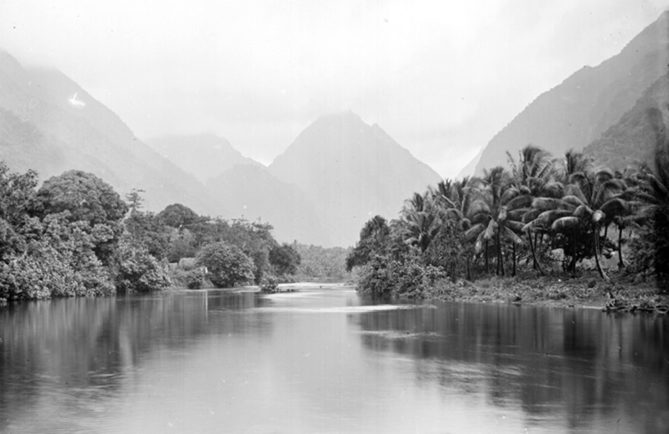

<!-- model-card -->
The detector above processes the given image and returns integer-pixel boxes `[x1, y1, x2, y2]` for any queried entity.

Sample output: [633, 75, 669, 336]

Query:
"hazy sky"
[2, 0, 669, 177]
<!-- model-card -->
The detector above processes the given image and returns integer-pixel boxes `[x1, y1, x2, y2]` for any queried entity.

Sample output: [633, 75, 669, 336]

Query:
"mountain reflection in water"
[0, 287, 667, 433]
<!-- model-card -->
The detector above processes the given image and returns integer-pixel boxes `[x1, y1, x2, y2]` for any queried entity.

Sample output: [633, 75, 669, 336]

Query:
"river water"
[0, 286, 667, 433]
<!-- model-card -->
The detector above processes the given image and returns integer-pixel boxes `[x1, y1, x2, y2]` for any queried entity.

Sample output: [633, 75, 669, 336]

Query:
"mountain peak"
[269, 114, 441, 246]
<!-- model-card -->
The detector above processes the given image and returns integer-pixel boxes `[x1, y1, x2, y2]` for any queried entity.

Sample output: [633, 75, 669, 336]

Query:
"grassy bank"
[419, 271, 668, 314]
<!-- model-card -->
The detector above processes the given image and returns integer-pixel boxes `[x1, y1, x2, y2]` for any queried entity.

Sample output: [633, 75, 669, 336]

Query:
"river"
[0, 285, 667, 433]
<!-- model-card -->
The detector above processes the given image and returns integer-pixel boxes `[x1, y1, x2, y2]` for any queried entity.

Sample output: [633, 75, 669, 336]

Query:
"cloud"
[2, 0, 669, 176]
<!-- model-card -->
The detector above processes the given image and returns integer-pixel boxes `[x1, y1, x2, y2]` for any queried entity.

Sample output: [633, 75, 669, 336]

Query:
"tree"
[633, 117, 669, 291]
[114, 237, 171, 293]
[346, 215, 391, 271]
[196, 242, 255, 288]
[269, 243, 301, 275]
[33, 170, 128, 225]
[525, 153, 626, 280]
[124, 210, 171, 260]
[465, 167, 524, 276]
[156, 203, 200, 229]
[402, 192, 440, 253]
[32, 170, 128, 263]
[125, 188, 145, 214]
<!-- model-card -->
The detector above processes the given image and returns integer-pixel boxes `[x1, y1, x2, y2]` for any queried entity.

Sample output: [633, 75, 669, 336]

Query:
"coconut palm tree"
[402, 192, 440, 253]
[525, 154, 626, 280]
[507, 145, 563, 274]
[430, 177, 476, 278]
[465, 167, 525, 276]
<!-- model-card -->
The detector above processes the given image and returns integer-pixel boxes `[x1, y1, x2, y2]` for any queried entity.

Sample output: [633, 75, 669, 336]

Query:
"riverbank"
[418, 271, 669, 314]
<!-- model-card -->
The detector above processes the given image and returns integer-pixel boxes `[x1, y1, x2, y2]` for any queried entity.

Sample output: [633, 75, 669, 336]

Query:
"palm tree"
[402, 192, 440, 253]
[525, 153, 626, 280]
[507, 145, 562, 274]
[430, 177, 475, 278]
[635, 141, 669, 290]
[465, 167, 524, 276]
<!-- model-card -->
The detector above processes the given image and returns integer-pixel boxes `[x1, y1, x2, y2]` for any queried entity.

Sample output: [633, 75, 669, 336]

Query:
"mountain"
[474, 11, 669, 173]
[457, 148, 482, 178]
[0, 50, 212, 213]
[206, 164, 329, 245]
[269, 112, 442, 247]
[146, 134, 262, 183]
[584, 73, 669, 170]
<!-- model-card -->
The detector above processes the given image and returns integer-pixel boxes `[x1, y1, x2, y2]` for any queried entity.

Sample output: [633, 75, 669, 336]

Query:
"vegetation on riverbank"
[0, 164, 302, 304]
[348, 139, 669, 311]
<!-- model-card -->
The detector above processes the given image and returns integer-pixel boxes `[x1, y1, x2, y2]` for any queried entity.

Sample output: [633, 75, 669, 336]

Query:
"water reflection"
[0, 289, 667, 433]
[353, 303, 669, 433]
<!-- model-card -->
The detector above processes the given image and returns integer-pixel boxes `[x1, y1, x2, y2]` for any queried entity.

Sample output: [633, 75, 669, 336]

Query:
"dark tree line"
[0, 164, 301, 304]
[348, 141, 669, 298]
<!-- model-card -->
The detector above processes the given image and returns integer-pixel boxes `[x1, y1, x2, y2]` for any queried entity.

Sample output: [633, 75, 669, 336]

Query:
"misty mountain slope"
[269, 112, 442, 247]
[0, 50, 213, 213]
[147, 134, 262, 183]
[0, 108, 65, 175]
[474, 11, 669, 173]
[206, 164, 329, 245]
[584, 73, 669, 170]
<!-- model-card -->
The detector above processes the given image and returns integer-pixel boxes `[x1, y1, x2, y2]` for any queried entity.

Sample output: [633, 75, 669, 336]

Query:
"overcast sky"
[1, 0, 669, 177]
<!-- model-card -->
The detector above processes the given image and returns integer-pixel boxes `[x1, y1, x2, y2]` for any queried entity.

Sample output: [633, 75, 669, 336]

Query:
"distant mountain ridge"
[474, 11, 669, 173]
[147, 134, 262, 183]
[269, 112, 442, 246]
[0, 50, 213, 213]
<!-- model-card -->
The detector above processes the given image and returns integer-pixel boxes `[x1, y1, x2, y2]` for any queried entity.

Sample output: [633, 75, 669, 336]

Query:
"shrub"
[260, 275, 279, 293]
[170, 268, 206, 289]
[114, 240, 171, 293]
[196, 242, 255, 288]
[357, 254, 446, 299]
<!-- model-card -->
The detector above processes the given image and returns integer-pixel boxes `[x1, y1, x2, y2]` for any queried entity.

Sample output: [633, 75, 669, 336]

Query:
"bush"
[114, 240, 171, 293]
[196, 242, 255, 288]
[260, 275, 279, 293]
[357, 254, 446, 299]
[0, 244, 115, 300]
[170, 268, 206, 289]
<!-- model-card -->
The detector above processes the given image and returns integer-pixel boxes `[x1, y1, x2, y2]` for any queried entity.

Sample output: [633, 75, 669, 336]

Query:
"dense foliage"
[196, 242, 255, 288]
[0, 163, 301, 304]
[293, 244, 352, 282]
[349, 142, 669, 298]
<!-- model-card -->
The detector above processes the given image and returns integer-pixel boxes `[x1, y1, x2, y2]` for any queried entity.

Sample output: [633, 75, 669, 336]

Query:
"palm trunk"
[466, 256, 471, 280]
[617, 225, 625, 269]
[527, 230, 545, 275]
[485, 240, 489, 274]
[594, 226, 609, 281]
[499, 234, 505, 277]
[512, 242, 516, 276]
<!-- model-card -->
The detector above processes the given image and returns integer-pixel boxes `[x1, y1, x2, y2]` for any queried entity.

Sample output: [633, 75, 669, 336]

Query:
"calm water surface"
[1, 286, 668, 433]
